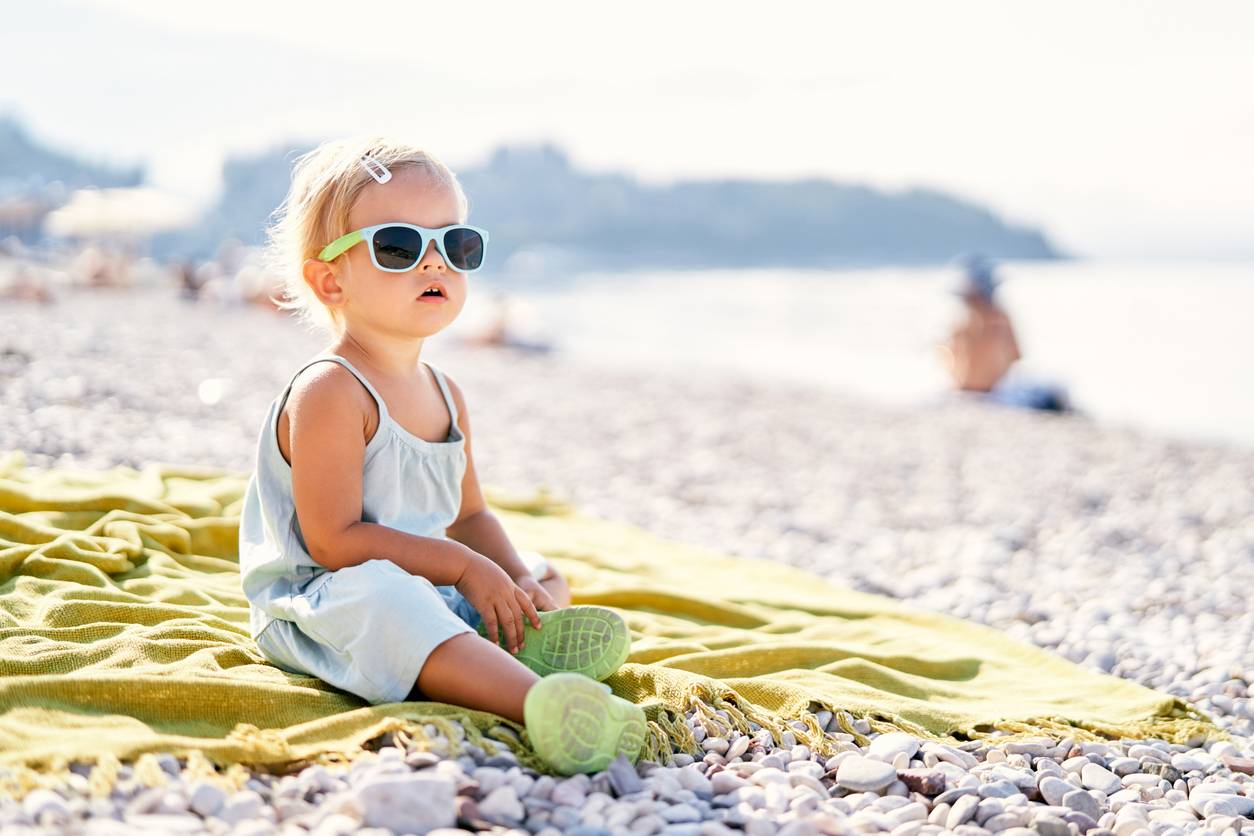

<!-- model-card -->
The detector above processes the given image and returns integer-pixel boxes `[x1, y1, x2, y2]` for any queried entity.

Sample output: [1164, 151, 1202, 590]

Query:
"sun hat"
[952, 253, 1001, 299]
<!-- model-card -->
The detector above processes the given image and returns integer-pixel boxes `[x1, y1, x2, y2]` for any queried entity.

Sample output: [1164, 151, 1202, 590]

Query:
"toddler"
[238, 135, 645, 775]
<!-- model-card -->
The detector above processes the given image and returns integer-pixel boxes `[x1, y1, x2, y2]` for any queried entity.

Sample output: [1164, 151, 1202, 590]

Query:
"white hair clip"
[359, 154, 392, 184]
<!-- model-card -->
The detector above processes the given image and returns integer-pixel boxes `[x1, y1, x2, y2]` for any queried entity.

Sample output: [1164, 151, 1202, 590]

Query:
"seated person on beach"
[937, 255, 1070, 413]
[938, 255, 1021, 393]
[460, 288, 552, 354]
[238, 137, 645, 775]
[462, 288, 514, 347]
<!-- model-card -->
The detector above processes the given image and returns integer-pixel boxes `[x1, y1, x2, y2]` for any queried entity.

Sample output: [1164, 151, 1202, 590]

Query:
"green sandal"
[478, 605, 631, 681]
[524, 672, 647, 775]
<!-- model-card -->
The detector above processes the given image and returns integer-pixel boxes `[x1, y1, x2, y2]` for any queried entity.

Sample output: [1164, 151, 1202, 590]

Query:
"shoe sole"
[524, 672, 647, 775]
[480, 605, 631, 681]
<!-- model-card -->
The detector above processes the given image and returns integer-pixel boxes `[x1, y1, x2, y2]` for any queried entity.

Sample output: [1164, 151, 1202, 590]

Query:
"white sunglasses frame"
[317, 222, 490, 274]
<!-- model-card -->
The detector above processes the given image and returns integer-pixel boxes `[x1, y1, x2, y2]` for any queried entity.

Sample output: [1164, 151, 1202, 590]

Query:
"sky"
[3, 0, 1253, 259]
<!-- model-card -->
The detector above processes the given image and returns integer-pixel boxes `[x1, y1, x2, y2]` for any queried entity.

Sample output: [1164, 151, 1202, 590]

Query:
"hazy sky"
[4, 0, 1253, 259]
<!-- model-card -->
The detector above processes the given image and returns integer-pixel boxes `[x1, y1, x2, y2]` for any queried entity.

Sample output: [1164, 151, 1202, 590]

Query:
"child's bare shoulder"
[288, 361, 371, 413]
[278, 362, 376, 462]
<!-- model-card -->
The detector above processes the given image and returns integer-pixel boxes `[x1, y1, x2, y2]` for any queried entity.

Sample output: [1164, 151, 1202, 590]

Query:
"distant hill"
[164, 141, 1060, 269]
[150, 146, 295, 264]
[460, 144, 1061, 269]
[0, 114, 142, 194]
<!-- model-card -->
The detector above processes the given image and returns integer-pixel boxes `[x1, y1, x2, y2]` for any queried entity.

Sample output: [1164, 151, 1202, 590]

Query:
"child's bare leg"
[540, 567, 571, 608]
[413, 633, 539, 724]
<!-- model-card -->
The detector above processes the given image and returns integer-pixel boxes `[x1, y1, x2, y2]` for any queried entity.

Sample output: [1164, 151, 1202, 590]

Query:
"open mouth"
[418, 284, 446, 299]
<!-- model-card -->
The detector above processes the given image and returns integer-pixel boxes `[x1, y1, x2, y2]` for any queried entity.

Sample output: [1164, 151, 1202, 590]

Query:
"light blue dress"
[238, 352, 547, 704]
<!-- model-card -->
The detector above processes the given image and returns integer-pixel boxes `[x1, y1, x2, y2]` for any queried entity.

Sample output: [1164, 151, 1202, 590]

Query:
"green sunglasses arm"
[317, 229, 365, 262]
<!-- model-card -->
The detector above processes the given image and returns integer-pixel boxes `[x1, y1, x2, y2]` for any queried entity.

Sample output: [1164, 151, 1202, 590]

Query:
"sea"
[456, 259, 1254, 449]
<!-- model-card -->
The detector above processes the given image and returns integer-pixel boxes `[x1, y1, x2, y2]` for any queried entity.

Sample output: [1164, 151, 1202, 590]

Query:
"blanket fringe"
[0, 711, 548, 800]
[638, 680, 1226, 765]
[0, 688, 1224, 798]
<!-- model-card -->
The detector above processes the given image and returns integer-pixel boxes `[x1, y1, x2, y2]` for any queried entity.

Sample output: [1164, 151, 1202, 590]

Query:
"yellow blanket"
[0, 450, 1219, 790]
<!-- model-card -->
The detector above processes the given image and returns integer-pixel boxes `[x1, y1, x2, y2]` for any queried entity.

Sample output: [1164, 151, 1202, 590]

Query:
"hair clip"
[359, 153, 392, 184]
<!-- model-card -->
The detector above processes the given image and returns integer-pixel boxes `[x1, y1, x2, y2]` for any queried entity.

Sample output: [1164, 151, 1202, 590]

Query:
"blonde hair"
[263, 135, 470, 336]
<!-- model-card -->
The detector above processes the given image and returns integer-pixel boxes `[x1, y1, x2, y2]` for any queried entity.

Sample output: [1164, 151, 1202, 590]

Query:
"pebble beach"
[1, 285, 1252, 836]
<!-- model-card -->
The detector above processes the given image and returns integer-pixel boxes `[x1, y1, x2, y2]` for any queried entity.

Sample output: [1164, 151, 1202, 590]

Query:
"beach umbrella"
[42, 187, 201, 238]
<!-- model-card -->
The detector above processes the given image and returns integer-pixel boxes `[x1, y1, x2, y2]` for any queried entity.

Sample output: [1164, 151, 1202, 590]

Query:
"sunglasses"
[317, 223, 490, 273]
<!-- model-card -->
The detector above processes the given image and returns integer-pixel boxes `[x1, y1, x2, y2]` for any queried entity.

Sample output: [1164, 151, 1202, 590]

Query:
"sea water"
[455, 260, 1254, 448]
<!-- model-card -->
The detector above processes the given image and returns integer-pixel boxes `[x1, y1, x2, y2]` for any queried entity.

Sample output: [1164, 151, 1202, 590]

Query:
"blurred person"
[191, 259, 230, 303]
[0, 262, 56, 305]
[940, 254, 1020, 392]
[233, 261, 284, 312]
[176, 259, 205, 301]
[938, 254, 1069, 412]
[461, 288, 552, 353]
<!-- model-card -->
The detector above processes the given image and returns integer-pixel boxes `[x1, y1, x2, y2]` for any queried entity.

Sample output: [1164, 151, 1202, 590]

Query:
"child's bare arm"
[320, 521, 471, 580]
[448, 510, 528, 579]
[286, 364, 468, 580]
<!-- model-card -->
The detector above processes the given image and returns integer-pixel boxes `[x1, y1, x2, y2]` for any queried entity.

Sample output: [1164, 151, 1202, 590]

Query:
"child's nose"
[419, 240, 446, 270]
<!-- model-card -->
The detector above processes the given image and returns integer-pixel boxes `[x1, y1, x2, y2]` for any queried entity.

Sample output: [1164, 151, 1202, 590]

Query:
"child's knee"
[417, 632, 477, 685]
[540, 567, 571, 605]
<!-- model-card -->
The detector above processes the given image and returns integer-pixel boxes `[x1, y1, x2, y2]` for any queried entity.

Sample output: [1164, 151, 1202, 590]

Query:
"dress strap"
[423, 361, 459, 428]
[277, 354, 389, 424]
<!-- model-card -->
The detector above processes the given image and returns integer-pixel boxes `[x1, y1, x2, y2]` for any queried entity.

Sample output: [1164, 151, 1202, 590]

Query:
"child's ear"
[303, 258, 347, 309]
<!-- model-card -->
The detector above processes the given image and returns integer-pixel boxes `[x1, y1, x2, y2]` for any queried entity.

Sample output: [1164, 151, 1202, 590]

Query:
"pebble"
[1035, 814, 1072, 836]
[1108, 757, 1141, 777]
[946, 794, 980, 828]
[608, 755, 645, 796]
[1128, 746, 1169, 763]
[1064, 810, 1100, 833]
[1062, 789, 1104, 820]
[979, 779, 1021, 799]
[662, 803, 702, 823]
[1169, 753, 1212, 773]
[869, 733, 921, 762]
[928, 744, 980, 770]
[936, 787, 980, 806]
[217, 790, 265, 826]
[124, 814, 205, 833]
[975, 797, 1004, 824]
[551, 777, 589, 807]
[479, 785, 525, 824]
[711, 771, 750, 795]
[187, 781, 225, 817]
[1081, 764, 1124, 794]
[726, 736, 752, 761]
[898, 769, 945, 796]
[703, 737, 730, 754]
[23, 789, 70, 823]
[1191, 792, 1254, 818]
[355, 773, 456, 833]
[1004, 739, 1053, 757]
[836, 756, 898, 792]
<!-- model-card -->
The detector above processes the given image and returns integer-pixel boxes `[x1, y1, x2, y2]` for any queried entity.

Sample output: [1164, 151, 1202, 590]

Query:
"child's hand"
[516, 575, 558, 612]
[456, 553, 541, 654]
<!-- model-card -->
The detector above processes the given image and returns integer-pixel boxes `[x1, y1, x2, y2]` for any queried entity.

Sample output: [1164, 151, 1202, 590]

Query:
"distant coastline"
[0, 115, 1063, 270]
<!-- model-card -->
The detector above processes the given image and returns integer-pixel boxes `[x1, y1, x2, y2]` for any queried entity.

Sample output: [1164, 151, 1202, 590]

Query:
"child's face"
[336, 165, 468, 338]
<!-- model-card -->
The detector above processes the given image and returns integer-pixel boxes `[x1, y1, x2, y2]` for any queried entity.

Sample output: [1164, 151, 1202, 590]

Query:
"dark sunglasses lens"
[372, 226, 425, 270]
[442, 228, 484, 271]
